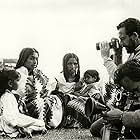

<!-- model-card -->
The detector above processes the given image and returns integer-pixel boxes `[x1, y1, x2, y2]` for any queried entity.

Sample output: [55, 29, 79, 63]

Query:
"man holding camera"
[90, 59, 140, 139]
[104, 59, 140, 139]
[90, 18, 140, 139]
[99, 18, 140, 79]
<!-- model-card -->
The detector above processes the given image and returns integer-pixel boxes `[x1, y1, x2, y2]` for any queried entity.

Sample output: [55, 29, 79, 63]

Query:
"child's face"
[12, 77, 20, 90]
[84, 74, 96, 84]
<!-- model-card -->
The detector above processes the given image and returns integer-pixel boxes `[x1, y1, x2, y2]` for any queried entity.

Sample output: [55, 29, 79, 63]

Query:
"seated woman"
[50, 53, 81, 96]
[73, 69, 104, 103]
[43, 53, 81, 128]
[48, 53, 93, 128]
[0, 69, 46, 138]
[13, 48, 51, 128]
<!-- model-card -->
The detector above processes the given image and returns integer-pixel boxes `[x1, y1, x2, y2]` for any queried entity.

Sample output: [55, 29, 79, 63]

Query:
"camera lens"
[96, 38, 120, 50]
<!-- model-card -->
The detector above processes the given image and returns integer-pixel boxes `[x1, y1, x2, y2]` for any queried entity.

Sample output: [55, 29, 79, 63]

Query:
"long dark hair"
[15, 48, 39, 71]
[63, 53, 80, 82]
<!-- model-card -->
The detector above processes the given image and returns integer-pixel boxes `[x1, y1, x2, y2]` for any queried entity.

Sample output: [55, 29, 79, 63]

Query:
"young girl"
[0, 69, 46, 138]
[73, 70, 104, 103]
[67, 70, 104, 128]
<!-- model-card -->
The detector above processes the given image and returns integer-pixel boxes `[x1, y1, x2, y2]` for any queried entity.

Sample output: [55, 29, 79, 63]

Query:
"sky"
[0, 0, 140, 82]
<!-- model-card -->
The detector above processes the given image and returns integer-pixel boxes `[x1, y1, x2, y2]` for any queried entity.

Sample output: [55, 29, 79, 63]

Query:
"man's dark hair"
[117, 18, 140, 37]
[114, 59, 140, 85]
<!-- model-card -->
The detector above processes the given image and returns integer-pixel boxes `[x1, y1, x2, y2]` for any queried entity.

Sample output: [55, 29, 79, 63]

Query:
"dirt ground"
[0, 128, 101, 140]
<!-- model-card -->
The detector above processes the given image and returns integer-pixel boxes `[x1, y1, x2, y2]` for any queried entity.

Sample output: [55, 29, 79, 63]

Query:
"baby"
[74, 70, 104, 103]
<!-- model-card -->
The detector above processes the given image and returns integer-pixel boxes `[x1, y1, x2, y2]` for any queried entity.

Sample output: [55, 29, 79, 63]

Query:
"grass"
[0, 128, 101, 140]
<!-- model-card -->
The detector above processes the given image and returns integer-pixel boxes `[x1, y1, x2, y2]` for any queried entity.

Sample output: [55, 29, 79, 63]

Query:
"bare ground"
[0, 128, 101, 140]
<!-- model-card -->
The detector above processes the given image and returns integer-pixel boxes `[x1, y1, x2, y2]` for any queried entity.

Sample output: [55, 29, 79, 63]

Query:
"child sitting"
[0, 69, 46, 138]
[73, 69, 104, 103]
[67, 70, 105, 128]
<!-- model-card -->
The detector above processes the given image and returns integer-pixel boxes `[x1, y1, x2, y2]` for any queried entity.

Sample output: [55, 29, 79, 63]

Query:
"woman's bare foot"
[41, 128, 47, 135]
[17, 126, 32, 138]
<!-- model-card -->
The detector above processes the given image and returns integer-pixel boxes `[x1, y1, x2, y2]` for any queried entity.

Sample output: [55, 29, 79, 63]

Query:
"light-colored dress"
[47, 72, 76, 95]
[0, 90, 45, 138]
[15, 66, 29, 98]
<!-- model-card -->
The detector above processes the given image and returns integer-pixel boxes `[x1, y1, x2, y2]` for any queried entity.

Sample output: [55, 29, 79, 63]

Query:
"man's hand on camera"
[102, 108, 123, 125]
[99, 41, 110, 59]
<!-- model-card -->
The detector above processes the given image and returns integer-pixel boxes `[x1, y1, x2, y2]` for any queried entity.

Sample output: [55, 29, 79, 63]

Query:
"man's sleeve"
[122, 110, 140, 128]
[103, 58, 117, 80]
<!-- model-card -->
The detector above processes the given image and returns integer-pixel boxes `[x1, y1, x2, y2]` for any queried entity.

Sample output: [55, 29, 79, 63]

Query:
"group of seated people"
[0, 17, 140, 140]
[0, 48, 105, 138]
